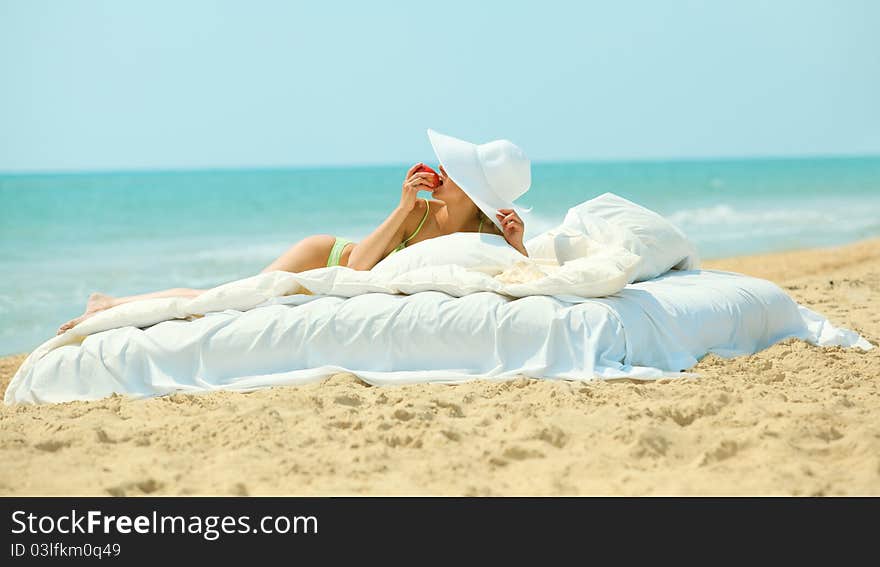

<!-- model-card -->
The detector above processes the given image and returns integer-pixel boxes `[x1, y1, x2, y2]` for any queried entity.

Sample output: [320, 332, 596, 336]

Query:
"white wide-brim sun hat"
[427, 128, 532, 232]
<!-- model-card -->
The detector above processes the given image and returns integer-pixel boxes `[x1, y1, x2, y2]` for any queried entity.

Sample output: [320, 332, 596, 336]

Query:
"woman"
[57, 129, 532, 334]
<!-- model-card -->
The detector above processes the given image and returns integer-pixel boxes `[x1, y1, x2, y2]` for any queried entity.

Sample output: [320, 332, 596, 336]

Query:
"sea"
[2, 156, 879, 356]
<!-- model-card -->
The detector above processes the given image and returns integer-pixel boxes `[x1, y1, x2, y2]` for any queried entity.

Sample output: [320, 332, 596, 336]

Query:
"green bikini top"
[388, 198, 485, 256]
[390, 198, 431, 254]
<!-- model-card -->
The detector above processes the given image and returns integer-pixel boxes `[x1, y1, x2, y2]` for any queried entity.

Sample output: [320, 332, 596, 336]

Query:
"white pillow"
[371, 232, 527, 277]
[523, 230, 558, 262]
[524, 193, 699, 283]
[560, 192, 699, 282]
[524, 226, 601, 265]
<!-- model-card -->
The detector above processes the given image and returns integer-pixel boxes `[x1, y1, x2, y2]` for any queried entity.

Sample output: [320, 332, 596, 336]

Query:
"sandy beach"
[1, 239, 878, 496]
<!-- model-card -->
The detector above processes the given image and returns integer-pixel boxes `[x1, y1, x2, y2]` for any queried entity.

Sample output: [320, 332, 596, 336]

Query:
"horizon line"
[1, 151, 878, 177]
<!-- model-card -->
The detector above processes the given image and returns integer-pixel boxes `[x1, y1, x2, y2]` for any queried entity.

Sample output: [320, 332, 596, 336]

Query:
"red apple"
[416, 164, 441, 188]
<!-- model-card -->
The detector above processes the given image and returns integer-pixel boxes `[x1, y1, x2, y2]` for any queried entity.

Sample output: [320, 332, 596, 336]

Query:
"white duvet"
[4, 265, 871, 404]
[4, 193, 872, 404]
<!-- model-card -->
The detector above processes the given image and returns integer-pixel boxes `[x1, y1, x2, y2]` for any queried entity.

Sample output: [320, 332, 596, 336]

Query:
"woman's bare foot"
[56, 292, 118, 335]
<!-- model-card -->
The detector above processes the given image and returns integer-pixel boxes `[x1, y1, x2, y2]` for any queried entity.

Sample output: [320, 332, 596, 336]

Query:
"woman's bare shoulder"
[405, 198, 431, 228]
[422, 198, 446, 219]
[421, 197, 441, 211]
[388, 199, 433, 251]
[412, 197, 443, 227]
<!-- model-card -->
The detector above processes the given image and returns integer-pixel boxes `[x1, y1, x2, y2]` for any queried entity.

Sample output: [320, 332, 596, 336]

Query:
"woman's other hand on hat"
[497, 209, 528, 256]
[399, 163, 435, 213]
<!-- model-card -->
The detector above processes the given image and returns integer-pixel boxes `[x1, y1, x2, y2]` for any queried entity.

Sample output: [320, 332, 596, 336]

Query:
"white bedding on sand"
[5, 193, 870, 404]
[4, 267, 869, 404]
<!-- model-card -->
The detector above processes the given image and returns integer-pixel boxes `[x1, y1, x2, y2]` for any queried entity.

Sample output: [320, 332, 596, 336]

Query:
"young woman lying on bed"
[56, 163, 528, 335]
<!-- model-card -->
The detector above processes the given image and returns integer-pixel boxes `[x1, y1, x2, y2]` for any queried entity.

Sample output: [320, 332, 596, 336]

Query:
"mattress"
[4, 269, 869, 404]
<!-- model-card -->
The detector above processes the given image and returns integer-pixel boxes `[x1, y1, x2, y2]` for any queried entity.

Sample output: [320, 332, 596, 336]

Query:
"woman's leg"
[57, 288, 206, 335]
[260, 234, 342, 273]
[97, 288, 206, 308]
[58, 235, 344, 335]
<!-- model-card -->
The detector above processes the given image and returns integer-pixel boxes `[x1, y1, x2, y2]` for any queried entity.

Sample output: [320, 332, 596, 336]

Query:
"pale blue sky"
[1, 0, 878, 172]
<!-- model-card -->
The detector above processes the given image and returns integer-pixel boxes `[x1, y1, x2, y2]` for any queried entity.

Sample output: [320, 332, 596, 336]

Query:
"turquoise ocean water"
[2, 156, 879, 355]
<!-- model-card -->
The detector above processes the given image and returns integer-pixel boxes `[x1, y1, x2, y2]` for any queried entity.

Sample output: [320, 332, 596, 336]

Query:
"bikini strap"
[401, 197, 430, 245]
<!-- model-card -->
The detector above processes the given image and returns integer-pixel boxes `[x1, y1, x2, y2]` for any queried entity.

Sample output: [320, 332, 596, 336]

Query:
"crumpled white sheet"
[4, 265, 872, 404]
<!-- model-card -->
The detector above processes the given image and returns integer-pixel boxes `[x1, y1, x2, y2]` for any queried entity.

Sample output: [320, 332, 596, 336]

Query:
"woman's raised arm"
[346, 163, 435, 271]
[345, 206, 408, 271]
